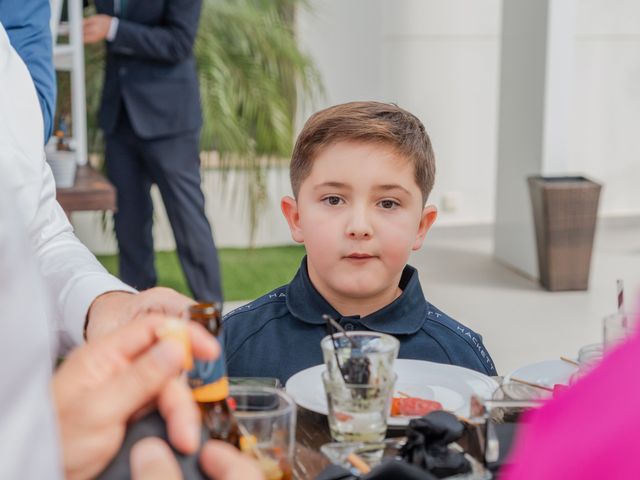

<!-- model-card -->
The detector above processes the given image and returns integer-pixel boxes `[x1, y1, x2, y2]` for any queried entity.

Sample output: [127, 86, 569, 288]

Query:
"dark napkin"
[399, 411, 471, 478]
[97, 410, 208, 480]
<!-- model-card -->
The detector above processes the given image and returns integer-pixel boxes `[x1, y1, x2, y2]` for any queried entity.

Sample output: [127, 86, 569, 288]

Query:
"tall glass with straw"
[320, 315, 399, 444]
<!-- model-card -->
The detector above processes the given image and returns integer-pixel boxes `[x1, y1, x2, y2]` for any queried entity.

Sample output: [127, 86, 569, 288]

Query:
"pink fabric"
[502, 315, 640, 479]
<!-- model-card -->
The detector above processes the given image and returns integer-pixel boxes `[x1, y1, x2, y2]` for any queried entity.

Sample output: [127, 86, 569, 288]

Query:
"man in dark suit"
[84, 0, 223, 302]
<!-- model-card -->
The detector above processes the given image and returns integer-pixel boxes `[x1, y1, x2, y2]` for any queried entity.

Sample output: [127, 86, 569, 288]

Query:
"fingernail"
[150, 339, 184, 372]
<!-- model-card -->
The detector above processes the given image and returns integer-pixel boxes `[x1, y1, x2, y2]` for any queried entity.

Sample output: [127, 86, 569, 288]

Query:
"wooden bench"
[56, 165, 117, 215]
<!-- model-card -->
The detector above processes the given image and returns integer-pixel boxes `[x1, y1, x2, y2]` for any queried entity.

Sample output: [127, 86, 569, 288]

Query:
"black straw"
[323, 314, 357, 347]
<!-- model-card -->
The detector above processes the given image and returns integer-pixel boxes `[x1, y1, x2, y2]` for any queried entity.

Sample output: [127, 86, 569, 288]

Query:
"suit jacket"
[95, 0, 203, 139]
[0, 0, 56, 141]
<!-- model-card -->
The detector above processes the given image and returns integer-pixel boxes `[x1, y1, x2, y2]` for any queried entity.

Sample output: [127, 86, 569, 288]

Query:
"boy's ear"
[281, 196, 305, 244]
[412, 204, 438, 251]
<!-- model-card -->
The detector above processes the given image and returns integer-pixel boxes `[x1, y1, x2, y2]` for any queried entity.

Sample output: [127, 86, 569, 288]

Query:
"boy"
[223, 101, 496, 384]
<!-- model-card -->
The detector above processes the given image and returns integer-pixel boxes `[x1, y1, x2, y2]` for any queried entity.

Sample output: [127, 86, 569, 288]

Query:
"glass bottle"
[188, 302, 241, 448]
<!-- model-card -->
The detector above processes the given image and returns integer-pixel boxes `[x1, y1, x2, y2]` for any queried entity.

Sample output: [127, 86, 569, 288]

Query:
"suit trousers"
[105, 109, 223, 302]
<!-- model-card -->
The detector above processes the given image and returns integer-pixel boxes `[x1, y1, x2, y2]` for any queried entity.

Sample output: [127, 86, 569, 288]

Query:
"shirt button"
[119, 67, 127, 76]
[343, 323, 355, 331]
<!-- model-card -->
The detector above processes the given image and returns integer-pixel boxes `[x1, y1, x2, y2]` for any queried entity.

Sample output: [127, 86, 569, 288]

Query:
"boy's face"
[282, 140, 437, 313]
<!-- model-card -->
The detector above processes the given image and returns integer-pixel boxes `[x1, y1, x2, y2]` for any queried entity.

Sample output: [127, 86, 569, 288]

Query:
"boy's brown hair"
[290, 101, 436, 203]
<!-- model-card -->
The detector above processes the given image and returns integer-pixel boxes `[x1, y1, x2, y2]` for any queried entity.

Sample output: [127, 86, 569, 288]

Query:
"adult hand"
[130, 437, 264, 480]
[86, 287, 195, 340]
[83, 14, 113, 44]
[53, 314, 218, 480]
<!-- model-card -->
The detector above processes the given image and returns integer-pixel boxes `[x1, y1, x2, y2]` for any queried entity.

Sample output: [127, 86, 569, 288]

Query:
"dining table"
[288, 378, 518, 479]
[291, 406, 490, 479]
[293, 407, 333, 479]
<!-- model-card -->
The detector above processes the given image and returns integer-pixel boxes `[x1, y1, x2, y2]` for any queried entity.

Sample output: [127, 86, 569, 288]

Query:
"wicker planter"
[527, 176, 602, 291]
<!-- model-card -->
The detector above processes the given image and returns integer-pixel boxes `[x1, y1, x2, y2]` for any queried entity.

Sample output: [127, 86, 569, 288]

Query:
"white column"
[51, 0, 88, 165]
[68, 0, 88, 165]
[494, 0, 576, 278]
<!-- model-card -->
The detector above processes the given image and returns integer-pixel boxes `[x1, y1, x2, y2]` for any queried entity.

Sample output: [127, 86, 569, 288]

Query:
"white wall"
[493, 0, 577, 278]
[297, 0, 502, 225]
[571, 0, 640, 216]
[297, 0, 640, 223]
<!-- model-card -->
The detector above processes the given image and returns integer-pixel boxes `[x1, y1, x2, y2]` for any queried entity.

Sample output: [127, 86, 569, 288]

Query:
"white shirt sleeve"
[31, 158, 136, 349]
[0, 25, 136, 351]
[0, 178, 63, 480]
[0, 26, 63, 478]
[106, 16, 119, 42]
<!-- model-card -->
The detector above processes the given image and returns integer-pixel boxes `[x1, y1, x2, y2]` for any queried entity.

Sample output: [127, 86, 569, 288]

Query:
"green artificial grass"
[96, 245, 306, 301]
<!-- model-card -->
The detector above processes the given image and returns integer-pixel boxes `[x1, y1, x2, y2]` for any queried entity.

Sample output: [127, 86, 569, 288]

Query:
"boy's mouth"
[345, 253, 375, 260]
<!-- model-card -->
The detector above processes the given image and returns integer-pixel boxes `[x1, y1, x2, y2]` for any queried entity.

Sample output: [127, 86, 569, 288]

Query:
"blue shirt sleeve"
[1, 0, 56, 142]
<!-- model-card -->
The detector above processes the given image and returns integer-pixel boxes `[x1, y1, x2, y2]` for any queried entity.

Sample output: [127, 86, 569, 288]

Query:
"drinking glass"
[320, 331, 399, 385]
[568, 343, 604, 383]
[603, 311, 638, 349]
[322, 370, 396, 444]
[229, 386, 296, 480]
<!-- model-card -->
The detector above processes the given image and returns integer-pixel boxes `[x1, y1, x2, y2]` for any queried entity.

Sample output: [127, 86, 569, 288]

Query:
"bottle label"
[188, 344, 229, 402]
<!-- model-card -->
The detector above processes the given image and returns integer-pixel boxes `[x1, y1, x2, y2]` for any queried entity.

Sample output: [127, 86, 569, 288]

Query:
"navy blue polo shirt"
[222, 259, 497, 385]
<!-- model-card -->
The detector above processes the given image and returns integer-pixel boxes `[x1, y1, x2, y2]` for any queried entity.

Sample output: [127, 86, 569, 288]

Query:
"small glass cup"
[320, 331, 399, 385]
[229, 386, 296, 480]
[603, 311, 638, 350]
[567, 343, 604, 384]
[322, 370, 396, 444]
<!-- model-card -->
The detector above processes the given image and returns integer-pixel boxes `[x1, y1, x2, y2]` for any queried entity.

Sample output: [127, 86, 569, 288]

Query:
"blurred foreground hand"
[86, 287, 195, 340]
[131, 437, 264, 480]
[53, 314, 218, 480]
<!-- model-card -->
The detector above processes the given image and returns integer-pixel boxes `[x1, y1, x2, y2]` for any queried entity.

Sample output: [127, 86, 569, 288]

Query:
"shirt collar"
[286, 257, 427, 335]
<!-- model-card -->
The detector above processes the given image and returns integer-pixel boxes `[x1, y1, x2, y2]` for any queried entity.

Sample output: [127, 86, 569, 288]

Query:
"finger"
[55, 316, 216, 409]
[51, 340, 129, 407]
[95, 313, 217, 363]
[92, 339, 185, 423]
[54, 313, 216, 399]
[200, 441, 264, 480]
[158, 377, 201, 455]
[151, 315, 218, 364]
[187, 320, 219, 361]
[131, 288, 195, 318]
[95, 315, 161, 359]
[131, 437, 182, 480]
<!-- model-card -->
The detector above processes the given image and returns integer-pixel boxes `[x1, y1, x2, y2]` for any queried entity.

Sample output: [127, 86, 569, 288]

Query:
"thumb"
[95, 339, 185, 421]
[131, 437, 183, 480]
[200, 441, 264, 480]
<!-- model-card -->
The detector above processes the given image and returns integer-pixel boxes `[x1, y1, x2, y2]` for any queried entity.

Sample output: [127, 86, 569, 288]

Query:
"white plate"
[285, 359, 498, 426]
[503, 360, 578, 399]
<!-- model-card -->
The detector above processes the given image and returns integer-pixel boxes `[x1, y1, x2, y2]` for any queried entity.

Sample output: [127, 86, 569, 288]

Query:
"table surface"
[294, 408, 332, 479]
[292, 407, 488, 479]
[56, 164, 117, 214]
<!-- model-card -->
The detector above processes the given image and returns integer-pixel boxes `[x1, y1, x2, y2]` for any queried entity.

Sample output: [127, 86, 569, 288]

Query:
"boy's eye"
[322, 196, 344, 206]
[378, 199, 399, 209]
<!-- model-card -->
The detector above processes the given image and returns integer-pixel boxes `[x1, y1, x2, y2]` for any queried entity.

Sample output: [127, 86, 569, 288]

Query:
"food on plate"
[391, 396, 442, 417]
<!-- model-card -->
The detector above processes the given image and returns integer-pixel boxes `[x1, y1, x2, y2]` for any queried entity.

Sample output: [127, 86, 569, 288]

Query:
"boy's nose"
[346, 209, 373, 239]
